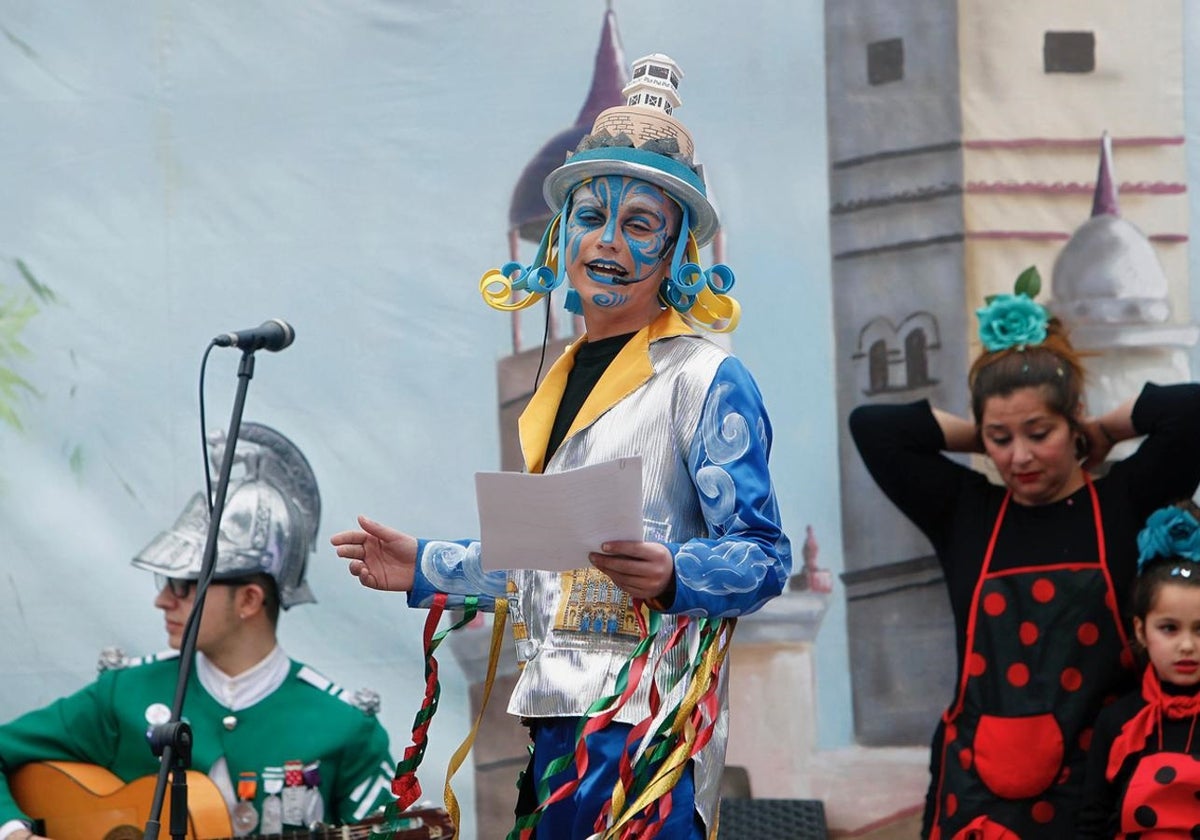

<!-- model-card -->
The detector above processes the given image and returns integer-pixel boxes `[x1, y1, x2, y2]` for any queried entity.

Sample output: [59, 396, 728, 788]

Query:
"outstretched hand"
[330, 515, 417, 592]
[589, 540, 675, 602]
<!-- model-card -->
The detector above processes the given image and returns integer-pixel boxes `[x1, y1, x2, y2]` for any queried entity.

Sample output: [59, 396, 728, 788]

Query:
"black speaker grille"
[716, 798, 829, 840]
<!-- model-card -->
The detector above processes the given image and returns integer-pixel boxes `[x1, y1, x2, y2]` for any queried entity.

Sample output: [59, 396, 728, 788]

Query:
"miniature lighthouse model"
[588, 53, 695, 159]
[623, 53, 683, 114]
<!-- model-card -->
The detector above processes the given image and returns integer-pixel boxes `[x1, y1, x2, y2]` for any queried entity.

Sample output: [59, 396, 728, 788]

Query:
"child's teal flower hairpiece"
[1137, 505, 1200, 573]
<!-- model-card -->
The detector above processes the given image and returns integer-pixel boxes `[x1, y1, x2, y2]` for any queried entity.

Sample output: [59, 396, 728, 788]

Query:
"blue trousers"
[526, 717, 705, 839]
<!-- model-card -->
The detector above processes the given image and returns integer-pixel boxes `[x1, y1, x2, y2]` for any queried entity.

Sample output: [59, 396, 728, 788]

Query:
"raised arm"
[1094, 383, 1200, 517]
[332, 517, 504, 611]
[848, 399, 978, 542]
[1077, 397, 1137, 470]
[930, 407, 984, 454]
[331, 515, 417, 593]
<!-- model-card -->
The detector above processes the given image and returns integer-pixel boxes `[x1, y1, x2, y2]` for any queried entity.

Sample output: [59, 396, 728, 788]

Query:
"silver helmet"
[131, 422, 320, 609]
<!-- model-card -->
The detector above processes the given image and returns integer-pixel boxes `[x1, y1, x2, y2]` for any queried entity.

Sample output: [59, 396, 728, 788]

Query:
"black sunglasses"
[154, 574, 258, 598]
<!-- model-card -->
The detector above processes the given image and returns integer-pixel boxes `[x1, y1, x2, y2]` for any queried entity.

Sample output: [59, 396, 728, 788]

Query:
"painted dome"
[1050, 133, 1170, 325]
[1051, 214, 1170, 324]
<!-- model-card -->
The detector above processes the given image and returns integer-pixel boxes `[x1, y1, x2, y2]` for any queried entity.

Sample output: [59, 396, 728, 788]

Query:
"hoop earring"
[1074, 432, 1089, 462]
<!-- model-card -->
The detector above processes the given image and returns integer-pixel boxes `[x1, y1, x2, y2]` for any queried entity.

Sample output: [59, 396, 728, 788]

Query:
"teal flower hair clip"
[975, 266, 1050, 353]
[1137, 505, 1200, 573]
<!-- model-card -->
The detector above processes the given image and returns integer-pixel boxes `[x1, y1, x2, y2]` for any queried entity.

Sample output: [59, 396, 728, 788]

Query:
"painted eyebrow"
[618, 199, 672, 221]
[623, 201, 666, 215]
[573, 199, 668, 222]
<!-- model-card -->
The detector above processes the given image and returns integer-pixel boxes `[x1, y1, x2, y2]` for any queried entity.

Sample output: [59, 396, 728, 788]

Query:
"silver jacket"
[412, 309, 791, 831]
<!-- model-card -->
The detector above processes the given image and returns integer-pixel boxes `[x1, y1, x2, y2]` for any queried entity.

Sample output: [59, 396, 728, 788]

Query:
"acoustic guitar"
[11, 761, 455, 840]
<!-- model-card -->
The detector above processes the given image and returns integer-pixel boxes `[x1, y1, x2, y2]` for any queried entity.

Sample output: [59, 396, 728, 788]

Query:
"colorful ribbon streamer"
[389, 593, 479, 809]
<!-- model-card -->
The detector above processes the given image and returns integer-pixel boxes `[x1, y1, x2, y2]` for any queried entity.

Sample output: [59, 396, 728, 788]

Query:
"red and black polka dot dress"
[1080, 666, 1200, 838]
[1121, 752, 1200, 835]
[930, 480, 1134, 839]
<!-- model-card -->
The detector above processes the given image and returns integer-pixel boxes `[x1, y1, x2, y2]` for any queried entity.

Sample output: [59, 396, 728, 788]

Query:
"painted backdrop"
[6, 2, 1200, 836]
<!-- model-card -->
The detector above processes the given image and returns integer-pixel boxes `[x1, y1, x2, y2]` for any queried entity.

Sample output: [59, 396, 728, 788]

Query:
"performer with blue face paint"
[332, 53, 791, 840]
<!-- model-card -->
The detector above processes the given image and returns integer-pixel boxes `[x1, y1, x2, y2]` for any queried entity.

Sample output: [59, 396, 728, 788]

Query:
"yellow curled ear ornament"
[479, 198, 570, 314]
[656, 208, 740, 334]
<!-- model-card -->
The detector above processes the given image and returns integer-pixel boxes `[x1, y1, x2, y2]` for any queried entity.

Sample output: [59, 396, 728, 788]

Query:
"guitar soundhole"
[103, 826, 144, 840]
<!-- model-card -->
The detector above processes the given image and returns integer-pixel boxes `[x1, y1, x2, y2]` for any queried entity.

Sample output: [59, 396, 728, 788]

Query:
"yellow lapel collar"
[517, 309, 695, 473]
[519, 340, 579, 474]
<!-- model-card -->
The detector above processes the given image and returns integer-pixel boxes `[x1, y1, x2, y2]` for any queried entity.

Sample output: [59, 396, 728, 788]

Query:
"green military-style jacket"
[0, 651, 396, 832]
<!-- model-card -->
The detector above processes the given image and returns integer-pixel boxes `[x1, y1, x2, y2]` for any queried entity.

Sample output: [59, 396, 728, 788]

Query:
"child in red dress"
[1079, 499, 1200, 838]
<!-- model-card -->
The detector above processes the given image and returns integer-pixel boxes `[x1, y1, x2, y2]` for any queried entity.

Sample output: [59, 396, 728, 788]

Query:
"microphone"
[212, 319, 295, 352]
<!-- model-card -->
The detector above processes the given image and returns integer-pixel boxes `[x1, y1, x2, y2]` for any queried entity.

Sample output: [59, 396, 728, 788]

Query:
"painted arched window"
[905, 328, 930, 387]
[868, 339, 889, 393]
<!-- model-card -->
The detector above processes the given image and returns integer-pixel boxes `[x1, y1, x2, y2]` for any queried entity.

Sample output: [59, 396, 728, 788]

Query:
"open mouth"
[586, 261, 636, 285]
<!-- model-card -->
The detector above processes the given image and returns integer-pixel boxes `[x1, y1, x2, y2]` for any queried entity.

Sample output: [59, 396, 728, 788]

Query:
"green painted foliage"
[0, 259, 52, 431]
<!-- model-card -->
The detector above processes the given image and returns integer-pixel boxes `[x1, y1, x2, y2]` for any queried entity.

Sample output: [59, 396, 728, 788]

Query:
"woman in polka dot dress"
[849, 276, 1200, 839]
[1078, 501, 1200, 839]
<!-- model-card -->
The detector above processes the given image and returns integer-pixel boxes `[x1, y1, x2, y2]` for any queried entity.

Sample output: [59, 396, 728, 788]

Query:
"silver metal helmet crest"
[131, 422, 320, 609]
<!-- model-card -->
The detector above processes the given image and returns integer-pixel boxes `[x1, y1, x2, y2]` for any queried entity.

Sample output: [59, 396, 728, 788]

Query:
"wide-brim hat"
[543, 77, 720, 248]
[543, 145, 719, 247]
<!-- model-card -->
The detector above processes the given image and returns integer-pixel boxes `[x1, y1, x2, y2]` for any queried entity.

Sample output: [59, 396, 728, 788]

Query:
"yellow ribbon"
[442, 597, 509, 829]
[668, 234, 741, 334]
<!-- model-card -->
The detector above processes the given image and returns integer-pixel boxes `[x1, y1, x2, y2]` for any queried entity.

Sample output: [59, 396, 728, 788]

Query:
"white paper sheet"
[475, 457, 644, 572]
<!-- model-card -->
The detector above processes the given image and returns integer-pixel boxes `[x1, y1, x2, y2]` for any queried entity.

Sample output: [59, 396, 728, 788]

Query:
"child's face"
[1135, 581, 1200, 687]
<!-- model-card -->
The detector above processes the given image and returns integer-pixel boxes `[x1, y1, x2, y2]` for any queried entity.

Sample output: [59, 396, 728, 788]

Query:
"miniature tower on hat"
[624, 53, 683, 114]
[588, 53, 695, 159]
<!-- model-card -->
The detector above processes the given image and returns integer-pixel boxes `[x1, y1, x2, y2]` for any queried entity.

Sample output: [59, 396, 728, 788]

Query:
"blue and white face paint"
[564, 175, 681, 313]
[479, 169, 739, 333]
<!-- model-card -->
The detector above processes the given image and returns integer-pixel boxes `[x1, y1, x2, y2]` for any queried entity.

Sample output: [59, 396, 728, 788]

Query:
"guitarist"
[0, 423, 398, 838]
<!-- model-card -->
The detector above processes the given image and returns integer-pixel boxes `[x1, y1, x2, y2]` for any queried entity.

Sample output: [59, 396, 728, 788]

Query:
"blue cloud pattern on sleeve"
[408, 538, 507, 610]
[669, 358, 791, 618]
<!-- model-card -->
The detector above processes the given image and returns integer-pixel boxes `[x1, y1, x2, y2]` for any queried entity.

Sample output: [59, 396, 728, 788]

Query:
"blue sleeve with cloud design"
[407, 538, 508, 611]
[665, 356, 792, 617]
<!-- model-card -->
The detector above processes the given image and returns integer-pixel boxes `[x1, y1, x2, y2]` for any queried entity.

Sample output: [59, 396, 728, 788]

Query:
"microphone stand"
[142, 349, 258, 840]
